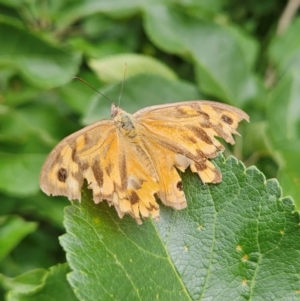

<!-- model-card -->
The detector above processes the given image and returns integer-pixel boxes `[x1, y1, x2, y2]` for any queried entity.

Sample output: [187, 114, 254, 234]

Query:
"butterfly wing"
[134, 100, 249, 184]
[40, 119, 162, 224]
[40, 100, 249, 224]
[40, 120, 117, 201]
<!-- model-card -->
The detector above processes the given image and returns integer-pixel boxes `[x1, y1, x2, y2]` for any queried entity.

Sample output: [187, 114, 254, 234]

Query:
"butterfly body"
[113, 107, 137, 139]
[40, 101, 249, 224]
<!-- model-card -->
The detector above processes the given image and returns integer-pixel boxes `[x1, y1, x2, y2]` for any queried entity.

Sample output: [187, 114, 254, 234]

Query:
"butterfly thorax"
[113, 109, 137, 139]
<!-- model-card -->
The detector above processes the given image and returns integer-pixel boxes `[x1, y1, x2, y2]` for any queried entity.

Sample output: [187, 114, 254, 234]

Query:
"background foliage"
[1, 0, 300, 300]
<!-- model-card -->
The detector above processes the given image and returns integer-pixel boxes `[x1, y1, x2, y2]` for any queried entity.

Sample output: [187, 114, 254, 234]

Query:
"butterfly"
[40, 100, 249, 224]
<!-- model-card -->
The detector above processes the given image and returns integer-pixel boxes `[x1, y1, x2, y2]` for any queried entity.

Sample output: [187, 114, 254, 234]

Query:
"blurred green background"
[1, 0, 300, 299]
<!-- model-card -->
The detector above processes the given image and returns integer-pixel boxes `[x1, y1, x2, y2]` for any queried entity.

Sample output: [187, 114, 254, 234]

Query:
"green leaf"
[0, 101, 75, 146]
[60, 154, 300, 300]
[267, 19, 300, 204]
[54, 0, 151, 29]
[88, 53, 177, 83]
[267, 72, 300, 208]
[269, 17, 300, 74]
[82, 73, 202, 125]
[144, 6, 256, 105]
[226, 24, 259, 70]
[0, 194, 65, 228]
[2, 264, 78, 301]
[0, 153, 45, 197]
[1, 269, 47, 293]
[0, 17, 81, 89]
[178, 0, 226, 14]
[0, 215, 37, 261]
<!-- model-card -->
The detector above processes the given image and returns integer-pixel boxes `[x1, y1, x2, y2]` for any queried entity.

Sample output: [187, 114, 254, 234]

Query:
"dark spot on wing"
[80, 162, 89, 171]
[189, 126, 213, 145]
[129, 191, 140, 204]
[221, 114, 233, 125]
[185, 135, 197, 143]
[129, 177, 142, 190]
[214, 171, 222, 183]
[72, 147, 77, 162]
[84, 134, 90, 145]
[195, 162, 207, 171]
[177, 181, 183, 191]
[197, 111, 212, 128]
[58, 168, 68, 182]
[175, 107, 199, 118]
[119, 152, 127, 190]
[92, 161, 103, 187]
[176, 107, 186, 115]
[105, 165, 112, 176]
[199, 111, 210, 119]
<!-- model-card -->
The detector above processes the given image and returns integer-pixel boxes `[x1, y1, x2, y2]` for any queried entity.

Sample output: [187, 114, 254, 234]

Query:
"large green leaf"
[266, 17, 300, 209]
[267, 72, 300, 208]
[60, 154, 299, 300]
[0, 17, 81, 89]
[82, 73, 202, 125]
[144, 6, 258, 105]
[269, 17, 300, 75]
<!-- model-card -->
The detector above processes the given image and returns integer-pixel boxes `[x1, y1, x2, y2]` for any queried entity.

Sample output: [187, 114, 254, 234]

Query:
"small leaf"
[0, 215, 37, 261]
[88, 53, 177, 83]
[1, 269, 47, 293]
[60, 154, 300, 300]
[2, 264, 78, 301]
[0, 102, 76, 146]
[0, 153, 45, 197]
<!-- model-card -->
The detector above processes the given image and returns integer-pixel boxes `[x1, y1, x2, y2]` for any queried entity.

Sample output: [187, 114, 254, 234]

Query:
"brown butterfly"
[40, 101, 249, 224]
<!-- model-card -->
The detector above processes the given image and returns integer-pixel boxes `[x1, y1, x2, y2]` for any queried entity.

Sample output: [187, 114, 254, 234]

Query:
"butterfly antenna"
[118, 63, 127, 107]
[73, 77, 113, 103]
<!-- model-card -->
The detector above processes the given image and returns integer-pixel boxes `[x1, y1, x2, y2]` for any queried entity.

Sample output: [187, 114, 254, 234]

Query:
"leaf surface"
[0, 215, 37, 261]
[2, 264, 78, 301]
[60, 154, 300, 301]
[0, 17, 81, 89]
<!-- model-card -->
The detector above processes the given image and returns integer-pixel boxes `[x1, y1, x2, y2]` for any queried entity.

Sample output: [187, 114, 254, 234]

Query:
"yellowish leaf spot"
[236, 245, 242, 251]
[93, 217, 100, 224]
[242, 254, 249, 262]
